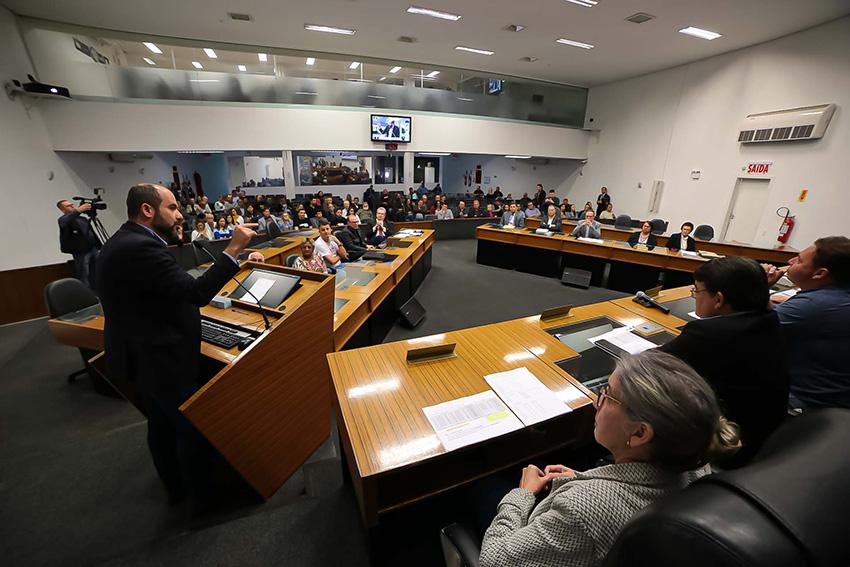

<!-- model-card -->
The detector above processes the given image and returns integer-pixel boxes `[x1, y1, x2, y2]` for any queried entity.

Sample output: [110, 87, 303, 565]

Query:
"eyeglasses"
[594, 385, 623, 410]
[689, 286, 711, 297]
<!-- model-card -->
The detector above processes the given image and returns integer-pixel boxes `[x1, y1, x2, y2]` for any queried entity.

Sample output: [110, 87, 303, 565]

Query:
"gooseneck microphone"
[633, 291, 671, 315]
[193, 240, 272, 330]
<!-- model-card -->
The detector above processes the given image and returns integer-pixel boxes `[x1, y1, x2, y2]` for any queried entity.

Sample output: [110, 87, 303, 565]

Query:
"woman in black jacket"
[627, 221, 658, 249]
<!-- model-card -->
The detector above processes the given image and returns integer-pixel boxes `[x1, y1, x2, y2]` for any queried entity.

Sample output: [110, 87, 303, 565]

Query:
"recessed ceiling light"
[556, 38, 594, 49]
[304, 24, 356, 35]
[368, 95, 387, 99]
[237, 65, 247, 72]
[143, 57, 156, 65]
[203, 48, 217, 59]
[189, 79, 218, 83]
[349, 61, 361, 70]
[390, 66, 402, 73]
[378, 76, 387, 81]
[419, 152, 451, 156]
[563, 0, 597, 7]
[258, 53, 268, 62]
[426, 70, 440, 78]
[406, 6, 461, 21]
[306, 57, 316, 66]
[505, 155, 532, 159]
[457, 96, 473, 102]
[178, 150, 224, 153]
[455, 45, 494, 56]
[143, 42, 162, 54]
[192, 61, 203, 69]
[679, 26, 722, 40]
[295, 91, 318, 96]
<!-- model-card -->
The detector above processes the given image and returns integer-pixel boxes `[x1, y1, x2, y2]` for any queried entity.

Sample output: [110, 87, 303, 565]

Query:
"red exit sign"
[746, 161, 772, 174]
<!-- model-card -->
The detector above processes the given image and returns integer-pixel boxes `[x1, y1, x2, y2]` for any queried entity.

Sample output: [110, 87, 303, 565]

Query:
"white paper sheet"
[422, 391, 523, 452]
[578, 237, 604, 244]
[241, 277, 275, 304]
[588, 327, 657, 355]
[535, 228, 553, 236]
[485, 367, 571, 426]
[681, 250, 699, 257]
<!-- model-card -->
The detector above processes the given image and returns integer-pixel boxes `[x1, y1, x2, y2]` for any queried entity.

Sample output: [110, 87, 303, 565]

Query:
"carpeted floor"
[0, 239, 625, 567]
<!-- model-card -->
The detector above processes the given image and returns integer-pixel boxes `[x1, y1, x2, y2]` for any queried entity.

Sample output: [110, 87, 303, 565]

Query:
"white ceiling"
[4, 0, 849, 86]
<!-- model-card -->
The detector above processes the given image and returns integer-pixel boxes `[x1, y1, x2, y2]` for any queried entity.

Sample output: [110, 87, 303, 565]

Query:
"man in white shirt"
[369, 206, 394, 245]
[570, 210, 602, 239]
[314, 219, 348, 269]
[213, 196, 226, 212]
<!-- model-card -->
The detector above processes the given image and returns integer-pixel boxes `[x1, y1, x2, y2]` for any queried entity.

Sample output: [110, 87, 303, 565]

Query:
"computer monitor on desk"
[230, 268, 301, 309]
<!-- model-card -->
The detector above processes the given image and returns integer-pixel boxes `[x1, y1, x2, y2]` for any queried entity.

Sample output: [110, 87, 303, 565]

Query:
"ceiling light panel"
[455, 45, 494, 56]
[349, 61, 361, 69]
[390, 66, 402, 73]
[258, 53, 268, 62]
[426, 70, 440, 78]
[406, 6, 461, 21]
[304, 24, 357, 35]
[143, 57, 155, 65]
[556, 38, 594, 49]
[563, 0, 597, 6]
[237, 65, 247, 71]
[192, 61, 203, 69]
[678, 26, 722, 40]
[505, 155, 531, 159]
[143, 42, 162, 54]
[203, 48, 217, 59]
[306, 57, 316, 65]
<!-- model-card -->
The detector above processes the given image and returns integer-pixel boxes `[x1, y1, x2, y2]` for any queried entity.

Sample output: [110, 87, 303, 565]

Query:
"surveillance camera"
[5, 74, 71, 100]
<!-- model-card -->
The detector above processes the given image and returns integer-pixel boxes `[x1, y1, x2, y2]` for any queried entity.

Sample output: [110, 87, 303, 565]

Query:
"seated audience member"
[244, 204, 259, 223]
[455, 200, 468, 218]
[228, 208, 244, 227]
[213, 217, 232, 239]
[295, 208, 311, 228]
[280, 212, 294, 231]
[331, 207, 347, 225]
[660, 257, 788, 467]
[201, 212, 215, 239]
[337, 214, 373, 261]
[763, 236, 850, 409]
[584, 201, 594, 213]
[480, 350, 740, 567]
[525, 201, 541, 218]
[369, 206, 395, 245]
[292, 238, 328, 273]
[559, 202, 568, 218]
[570, 210, 602, 239]
[357, 202, 374, 225]
[198, 195, 212, 214]
[500, 202, 525, 228]
[257, 208, 282, 233]
[473, 186, 484, 197]
[599, 203, 616, 220]
[190, 219, 209, 241]
[468, 199, 487, 218]
[565, 204, 579, 220]
[540, 204, 562, 231]
[485, 203, 497, 218]
[309, 210, 325, 229]
[185, 198, 203, 217]
[667, 222, 697, 252]
[436, 203, 454, 220]
[627, 221, 658, 249]
[313, 220, 348, 270]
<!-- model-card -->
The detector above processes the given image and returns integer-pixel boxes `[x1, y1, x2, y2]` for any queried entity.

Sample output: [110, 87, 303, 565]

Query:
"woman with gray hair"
[480, 350, 740, 567]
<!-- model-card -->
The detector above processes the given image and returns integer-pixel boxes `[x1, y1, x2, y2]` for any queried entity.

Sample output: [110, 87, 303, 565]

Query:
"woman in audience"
[280, 212, 294, 231]
[659, 256, 788, 467]
[627, 221, 658, 249]
[559, 202, 568, 218]
[292, 238, 328, 273]
[213, 216, 232, 239]
[228, 208, 244, 227]
[583, 201, 594, 214]
[565, 204, 578, 220]
[667, 222, 697, 252]
[191, 219, 209, 241]
[480, 350, 740, 567]
[600, 203, 616, 220]
[357, 202, 374, 225]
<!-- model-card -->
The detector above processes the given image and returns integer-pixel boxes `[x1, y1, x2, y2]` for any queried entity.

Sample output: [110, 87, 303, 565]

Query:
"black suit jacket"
[58, 211, 99, 254]
[667, 232, 697, 252]
[337, 226, 368, 260]
[540, 214, 562, 231]
[627, 231, 658, 249]
[660, 309, 789, 467]
[369, 220, 395, 244]
[96, 222, 239, 403]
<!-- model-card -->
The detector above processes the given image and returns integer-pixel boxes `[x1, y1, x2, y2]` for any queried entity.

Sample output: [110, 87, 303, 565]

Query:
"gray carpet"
[0, 239, 625, 567]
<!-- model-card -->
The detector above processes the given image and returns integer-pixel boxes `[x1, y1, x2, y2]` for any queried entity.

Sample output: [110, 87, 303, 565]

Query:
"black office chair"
[694, 224, 715, 241]
[614, 214, 632, 229]
[441, 409, 850, 567]
[43, 278, 101, 384]
[649, 218, 668, 235]
[285, 254, 300, 267]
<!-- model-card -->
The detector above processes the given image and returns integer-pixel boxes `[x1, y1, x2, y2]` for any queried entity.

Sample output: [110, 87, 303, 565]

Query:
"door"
[723, 178, 770, 244]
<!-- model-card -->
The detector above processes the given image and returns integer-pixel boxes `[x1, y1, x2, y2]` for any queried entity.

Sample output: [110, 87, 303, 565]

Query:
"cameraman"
[57, 199, 101, 287]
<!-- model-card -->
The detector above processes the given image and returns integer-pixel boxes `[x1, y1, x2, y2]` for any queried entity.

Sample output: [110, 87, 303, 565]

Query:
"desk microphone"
[633, 291, 671, 315]
[192, 240, 272, 331]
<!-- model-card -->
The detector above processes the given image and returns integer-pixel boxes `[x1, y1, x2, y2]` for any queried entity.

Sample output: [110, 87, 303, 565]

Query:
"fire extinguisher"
[776, 207, 795, 244]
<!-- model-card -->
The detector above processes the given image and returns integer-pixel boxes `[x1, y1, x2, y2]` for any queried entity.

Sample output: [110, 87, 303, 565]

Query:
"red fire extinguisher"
[776, 207, 795, 244]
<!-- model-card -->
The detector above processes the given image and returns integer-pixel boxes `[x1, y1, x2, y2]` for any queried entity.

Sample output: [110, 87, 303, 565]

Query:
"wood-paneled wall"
[0, 262, 72, 325]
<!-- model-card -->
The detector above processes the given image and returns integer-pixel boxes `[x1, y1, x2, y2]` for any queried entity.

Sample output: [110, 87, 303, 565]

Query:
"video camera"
[73, 195, 107, 217]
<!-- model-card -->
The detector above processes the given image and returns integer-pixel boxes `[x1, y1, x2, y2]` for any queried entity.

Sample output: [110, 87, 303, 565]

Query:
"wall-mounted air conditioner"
[737, 103, 836, 143]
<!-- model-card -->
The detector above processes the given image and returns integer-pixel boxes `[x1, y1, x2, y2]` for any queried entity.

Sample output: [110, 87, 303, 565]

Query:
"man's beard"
[152, 213, 182, 245]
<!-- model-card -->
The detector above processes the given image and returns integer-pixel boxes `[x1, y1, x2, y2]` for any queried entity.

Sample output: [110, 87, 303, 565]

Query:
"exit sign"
[746, 161, 773, 175]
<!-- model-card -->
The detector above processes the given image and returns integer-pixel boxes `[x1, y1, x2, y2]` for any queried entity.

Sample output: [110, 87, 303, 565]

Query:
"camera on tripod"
[73, 195, 107, 216]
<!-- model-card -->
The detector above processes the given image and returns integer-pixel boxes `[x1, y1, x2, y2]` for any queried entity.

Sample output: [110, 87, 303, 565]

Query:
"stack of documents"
[588, 327, 657, 355]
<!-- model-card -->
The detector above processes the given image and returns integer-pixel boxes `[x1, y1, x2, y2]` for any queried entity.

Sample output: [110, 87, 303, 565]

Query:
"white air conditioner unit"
[737, 103, 836, 144]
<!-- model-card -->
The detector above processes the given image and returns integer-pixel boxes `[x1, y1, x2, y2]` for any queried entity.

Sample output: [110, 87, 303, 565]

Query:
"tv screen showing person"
[371, 115, 412, 143]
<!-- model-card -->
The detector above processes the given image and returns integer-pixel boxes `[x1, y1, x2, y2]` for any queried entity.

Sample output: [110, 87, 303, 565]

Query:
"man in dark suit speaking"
[382, 119, 400, 138]
[96, 184, 260, 507]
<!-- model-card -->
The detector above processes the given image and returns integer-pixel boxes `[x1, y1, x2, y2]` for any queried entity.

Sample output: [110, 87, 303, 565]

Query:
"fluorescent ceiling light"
[505, 155, 531, 159]
[419, 152, 451, 156]
[142, 57, 155, 65]
[556, 38, 594, 49]
[304, 24, 356, 35]
[306, 57, 316, 65]
[389, 66, 402, 73]
[564, 0, 597, 7]
[426, 70, 440, 78]
[457, 96, 473, 102]
[203, 48, 217, 59]
[406, 6, 461, 21]
[378, 76, 387, 81]
[189, 79, 218, 82]
[678, 26, 722, 40]
[143, 42, 162, 54]
[258, 53, 268, 62]
[368, 95, 387, 99]
[455, 45, 494, 56]
[295, 91, 318, 96]
[178, 150, 224, 153]
[349, 61, 361, 70]
[191, 61, 203, 69]
[237, 64, 247, 72]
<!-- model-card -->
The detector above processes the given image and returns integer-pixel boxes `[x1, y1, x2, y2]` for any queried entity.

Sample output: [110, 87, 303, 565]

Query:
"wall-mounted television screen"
[371, 114, 412, 143]
[487, 79, 504, 95]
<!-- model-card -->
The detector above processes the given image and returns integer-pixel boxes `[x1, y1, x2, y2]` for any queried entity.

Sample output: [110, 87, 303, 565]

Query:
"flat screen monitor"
[231, 269, 301, 308]
[487, 79, 503, 95]
[371, 114, 412, 143]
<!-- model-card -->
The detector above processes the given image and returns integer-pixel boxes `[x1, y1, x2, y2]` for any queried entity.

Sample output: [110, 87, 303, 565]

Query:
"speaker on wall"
[399, 297, 426, 328]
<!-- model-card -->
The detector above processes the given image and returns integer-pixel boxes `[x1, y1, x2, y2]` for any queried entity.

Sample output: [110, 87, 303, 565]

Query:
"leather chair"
[694, 224, 715, 241]
[441, 409, 850, 567]
[649, 218, 668, 234]
[614, 214, 632, 229]
[285, 254, 300, 267]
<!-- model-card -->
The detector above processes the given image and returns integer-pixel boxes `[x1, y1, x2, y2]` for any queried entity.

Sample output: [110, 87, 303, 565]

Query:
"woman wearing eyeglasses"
[480, 350, 740, 567]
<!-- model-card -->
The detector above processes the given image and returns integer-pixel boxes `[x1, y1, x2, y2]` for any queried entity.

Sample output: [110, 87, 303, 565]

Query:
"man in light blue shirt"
[525, 201, 541, 218]
[765, 236, 850, 408]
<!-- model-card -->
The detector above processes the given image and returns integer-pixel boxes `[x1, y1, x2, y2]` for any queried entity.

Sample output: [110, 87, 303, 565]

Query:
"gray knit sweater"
[480, 462, 707, 567]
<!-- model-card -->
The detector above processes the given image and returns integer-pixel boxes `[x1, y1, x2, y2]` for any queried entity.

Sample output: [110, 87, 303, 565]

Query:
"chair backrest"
[602, 408, 850, 567]
[614, 214, 632, 229]
[285, 254, 300, 267]
[694, 224, 715, 241]
[43, 277, 99, 318]
[648, 218, 667, 235]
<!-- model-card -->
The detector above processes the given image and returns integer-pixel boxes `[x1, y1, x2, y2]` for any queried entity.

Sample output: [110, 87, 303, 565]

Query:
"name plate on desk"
[406, 343, 457, 364]
[540, 305, 573, 322]
[578, 237, 604, 244]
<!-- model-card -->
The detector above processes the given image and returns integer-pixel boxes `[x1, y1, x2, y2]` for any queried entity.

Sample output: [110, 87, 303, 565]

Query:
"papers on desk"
[422, 391, 523, 452]
[484, 367, 572, 426]
[681, 250, 699, 257]
[396, 229, 423, 237]
[578, 237, 604, 244]
[240, 277, 275, 304]
[535, 228, 554, 236]
[588, 327, 657, 355]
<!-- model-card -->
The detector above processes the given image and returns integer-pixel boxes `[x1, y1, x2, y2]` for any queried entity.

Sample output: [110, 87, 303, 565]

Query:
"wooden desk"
[610, 285, 692, 329]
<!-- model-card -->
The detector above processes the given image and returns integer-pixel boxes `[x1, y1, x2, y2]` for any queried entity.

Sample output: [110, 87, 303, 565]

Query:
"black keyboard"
[200, 319, 250, 348]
